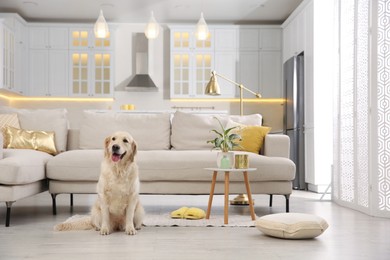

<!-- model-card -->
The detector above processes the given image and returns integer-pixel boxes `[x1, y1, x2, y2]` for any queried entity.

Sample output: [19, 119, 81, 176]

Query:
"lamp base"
[229, 194, 254, 205]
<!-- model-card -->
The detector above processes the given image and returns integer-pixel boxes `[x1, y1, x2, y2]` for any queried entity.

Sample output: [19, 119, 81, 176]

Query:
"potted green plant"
[207, 117, 241, 168]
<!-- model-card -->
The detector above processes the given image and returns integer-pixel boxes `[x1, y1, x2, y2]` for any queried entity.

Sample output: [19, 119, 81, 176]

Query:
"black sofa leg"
[269, 194, 273, 207]
[5, 201, 14, 227]
[70, 193, 73, 207]
[285, 194, 290, 212]
[51, 194, 57, 215]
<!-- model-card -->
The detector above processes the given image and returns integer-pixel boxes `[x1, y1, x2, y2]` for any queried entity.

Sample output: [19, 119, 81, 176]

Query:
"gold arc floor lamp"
[205, 70, 262, 205]
[205, 71, 262, 116]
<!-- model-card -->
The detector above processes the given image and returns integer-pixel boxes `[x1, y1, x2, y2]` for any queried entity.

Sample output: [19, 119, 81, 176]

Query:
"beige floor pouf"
[255, 213, 329, 239]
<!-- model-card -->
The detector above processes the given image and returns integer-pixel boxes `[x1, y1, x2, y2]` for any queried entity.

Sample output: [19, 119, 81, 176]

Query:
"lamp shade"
[94, 10, 109, 38]
[205, 71, 221, 95]
[195, 12, 209, 41]
[145, 11, 160, 39]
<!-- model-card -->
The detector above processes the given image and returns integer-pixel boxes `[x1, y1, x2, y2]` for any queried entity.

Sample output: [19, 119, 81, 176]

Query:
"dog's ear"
[129, 140, 137, 162]
[104, 136, 111, 158]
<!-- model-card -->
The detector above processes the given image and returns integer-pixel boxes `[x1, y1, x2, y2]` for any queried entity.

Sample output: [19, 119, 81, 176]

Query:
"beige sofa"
[0, 108, 296, 226]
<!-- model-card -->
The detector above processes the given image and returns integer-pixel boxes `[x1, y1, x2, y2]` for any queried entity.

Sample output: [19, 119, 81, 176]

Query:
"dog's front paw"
[125, 226, 137, 235]
[100, 226, 110, 235]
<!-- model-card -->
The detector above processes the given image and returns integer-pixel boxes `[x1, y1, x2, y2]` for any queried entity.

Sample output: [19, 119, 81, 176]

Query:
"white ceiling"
[0, 0, 303, 24]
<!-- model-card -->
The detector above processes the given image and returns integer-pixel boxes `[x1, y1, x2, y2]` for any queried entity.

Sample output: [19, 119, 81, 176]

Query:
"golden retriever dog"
[54, 131, 144, 235]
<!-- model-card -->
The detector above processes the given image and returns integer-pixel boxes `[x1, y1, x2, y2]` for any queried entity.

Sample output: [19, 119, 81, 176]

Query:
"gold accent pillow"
[4, 126, 58, 155]
[226, 120, 271, 154]
[0, 113, 20, 148]
[235, 125, 271, 154]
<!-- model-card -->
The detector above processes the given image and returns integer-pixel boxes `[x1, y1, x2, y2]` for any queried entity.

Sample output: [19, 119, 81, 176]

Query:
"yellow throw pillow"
[235, 125, 271, 154]
[226, 119, 271, 154]
[4, 126, 58, 155]
[0, 113, 20, 148]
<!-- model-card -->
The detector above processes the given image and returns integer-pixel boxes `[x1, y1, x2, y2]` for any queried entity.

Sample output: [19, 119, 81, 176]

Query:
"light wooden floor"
[0, 191, 389, 260]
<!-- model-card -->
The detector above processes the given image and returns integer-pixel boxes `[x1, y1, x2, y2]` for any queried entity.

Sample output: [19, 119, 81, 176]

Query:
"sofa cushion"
[46, 150, 295, 183]
[0, 107, 68, 153]
[79, 111, 171, 150]
[137, 150, 295, 182]
[0, 149, 53, 185]
[46, 150, 103, 181]
[171, 111, 263, 150]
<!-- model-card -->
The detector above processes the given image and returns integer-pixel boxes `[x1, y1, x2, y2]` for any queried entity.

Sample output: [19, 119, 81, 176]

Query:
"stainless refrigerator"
[283, 53, 305, 190]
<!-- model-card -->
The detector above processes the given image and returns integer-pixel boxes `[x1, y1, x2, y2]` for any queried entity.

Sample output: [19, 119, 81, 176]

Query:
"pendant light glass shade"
[145, 11, 160, 39]
[195, 12, 209, 41]
[94, 10, 109, 39]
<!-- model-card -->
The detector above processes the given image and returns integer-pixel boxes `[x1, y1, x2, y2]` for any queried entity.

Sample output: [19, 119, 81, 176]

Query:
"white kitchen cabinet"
[68, 27, 114, 97]
[29, 49, 68, 96]
[69, 27, 113, 51]
[282, 8, 306, 62]
[169, 25, 282, 99]
[70, 51, 113, 97]
[0, 14, 29, 95]
[259, 51, 282, 97]
[170, 26, 216, 98]
[238, 50, 281, 98]
[13, 18, 28, 95]
[29, 27, 68, 49]
[214, 52, 237, 97]
[239, 28, 282, 51]
[237, 26, 283, 98]
[214, 28, 237, 51]
[214, 27, 237, 97]
[260, 29, 282, 50]
[238, 52, 259, 97]
[0, 22, 15, 91]
[28, 26, 69, 96]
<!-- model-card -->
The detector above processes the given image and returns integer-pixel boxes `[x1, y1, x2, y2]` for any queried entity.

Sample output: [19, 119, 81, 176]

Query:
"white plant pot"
[217, 151, 235, 169]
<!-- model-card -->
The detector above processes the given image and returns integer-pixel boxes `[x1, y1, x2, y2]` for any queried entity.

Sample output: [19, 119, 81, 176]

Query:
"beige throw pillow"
[79, 111, 171, 150]
[171, 111, 225, 150]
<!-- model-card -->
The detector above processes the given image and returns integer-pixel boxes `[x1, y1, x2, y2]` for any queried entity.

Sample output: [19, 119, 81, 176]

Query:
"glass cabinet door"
[172, 53, 190, 96]
[170, 27, 215, 98]
[94, 32, 111, 49]
[173, 31, 190, 49]
[93, 53, 111, 95]
[71, 30, 89, 49]
[195, 53, 212, 96]
[70, 28, 112, 50]
[71, 52, 89, 95]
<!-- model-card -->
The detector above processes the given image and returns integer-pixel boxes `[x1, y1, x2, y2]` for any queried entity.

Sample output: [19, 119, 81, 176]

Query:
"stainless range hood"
[126, 33, 158, 92]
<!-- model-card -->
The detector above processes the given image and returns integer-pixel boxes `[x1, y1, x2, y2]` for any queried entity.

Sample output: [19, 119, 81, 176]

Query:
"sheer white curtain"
[334, 0, 390, 217]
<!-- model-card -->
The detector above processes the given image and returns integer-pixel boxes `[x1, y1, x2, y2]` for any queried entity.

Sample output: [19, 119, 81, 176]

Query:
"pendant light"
[145, 11, 160, 40]
[195, 12, 209, 41]
[94, 10, 109, 38]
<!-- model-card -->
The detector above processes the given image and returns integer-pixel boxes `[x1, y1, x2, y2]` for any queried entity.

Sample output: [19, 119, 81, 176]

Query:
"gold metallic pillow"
[0, 113, 20, 148]
[4, 126, 58, 155]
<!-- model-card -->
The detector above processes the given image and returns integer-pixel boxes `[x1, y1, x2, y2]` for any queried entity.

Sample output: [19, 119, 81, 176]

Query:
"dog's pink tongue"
[112, 154, 121, 162]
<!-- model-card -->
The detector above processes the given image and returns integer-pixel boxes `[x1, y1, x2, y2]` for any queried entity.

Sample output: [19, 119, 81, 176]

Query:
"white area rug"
[143, 212, 256, 227]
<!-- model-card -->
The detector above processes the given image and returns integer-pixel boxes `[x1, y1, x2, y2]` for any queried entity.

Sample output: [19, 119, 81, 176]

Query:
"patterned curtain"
[334, 0, 390, 217]
[377, 0, 390, 213]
